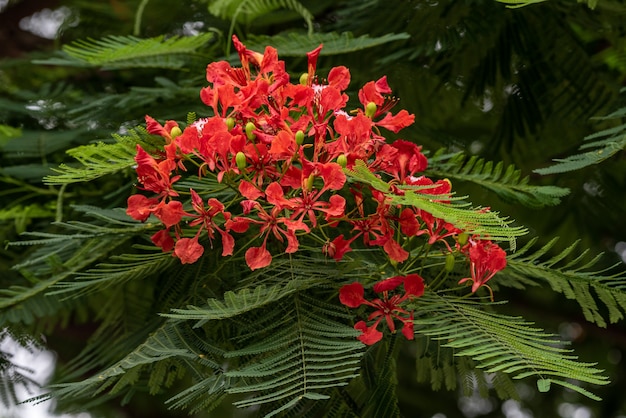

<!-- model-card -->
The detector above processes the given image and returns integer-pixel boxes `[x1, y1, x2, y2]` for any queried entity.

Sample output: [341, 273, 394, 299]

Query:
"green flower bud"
[226, 117, 235, 131]
[295, 130, 305, 145]
[245, 122, 256, 140]
[305, 173, 315, 191]
[169, 126, 182, 139]
[235, 151, 247, 170]
[445, 253, 455, 272]
[337, 154, 348, 168]
[365, 102, 377, 118]
[299, 73, 308, 86]
[457, 232, 469, 246]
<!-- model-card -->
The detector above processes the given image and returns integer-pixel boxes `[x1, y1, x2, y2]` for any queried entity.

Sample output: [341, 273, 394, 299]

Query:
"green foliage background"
[1, 0, 626, 417]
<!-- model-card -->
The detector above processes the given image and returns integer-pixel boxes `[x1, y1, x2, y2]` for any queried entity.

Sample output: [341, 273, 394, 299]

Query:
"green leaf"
[209, 0, 314, 34]
[535, 94, 626, 174]
[415, 294, 608, 399]
[223, 293, 364, 414]
[427, 150, 570, 208]
[44, 132, 141, 185]
[245, 31, 411, 56]
[33, 33, 215, 70]
[503, 237, 626, 327]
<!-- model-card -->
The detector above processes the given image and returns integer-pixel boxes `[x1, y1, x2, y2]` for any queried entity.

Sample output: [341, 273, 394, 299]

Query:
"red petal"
[174, 237, 204, 264]
[401, 315, 415, 340]
[328, 235, 353, 261]
[126, 194, 159, 221]
[154, 200, 185, 228]
[245, 246, 272, 270]
[328, 66, 351, 91]
[373, 276, 404, 293]
[219, 230, 235, 257]
[339, 282, 366, 308]
[151, 229, 174, 252]
[238, 180, 264, 200]
[355, 321, 383, 345]
[403, 274, 425, 297]
[376, 109, 415, 133]
[383, 238, 409, 263]
[319, 162, 346, 191]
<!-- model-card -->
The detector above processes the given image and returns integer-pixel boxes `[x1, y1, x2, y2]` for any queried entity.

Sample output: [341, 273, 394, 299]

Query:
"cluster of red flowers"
[125, 36, 508, 344]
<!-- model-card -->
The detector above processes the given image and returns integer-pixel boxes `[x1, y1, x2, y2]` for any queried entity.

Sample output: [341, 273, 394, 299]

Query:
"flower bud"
[295, 130, 305, 145]
[445, 253, 455, 272]
[299, 73, 308, 86]
[226, 117, 235, 131]
[457, 232, 469, 246]
[235, 151, 247, 170]
[169, 126, 182, 139]
[305, 173, 315, 191]
[365, 102, 377, 118]
[337, 154, 348, 168]
[245, 122, 256, 140]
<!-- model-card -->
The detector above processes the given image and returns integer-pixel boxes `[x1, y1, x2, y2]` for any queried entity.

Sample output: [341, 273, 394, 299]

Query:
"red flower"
[339, 274, 424, 345]
[134, 145, 180, 197]
[239, 201, 309, 270]
[459, 239, 507, 293]
[188, 189, 235, 257]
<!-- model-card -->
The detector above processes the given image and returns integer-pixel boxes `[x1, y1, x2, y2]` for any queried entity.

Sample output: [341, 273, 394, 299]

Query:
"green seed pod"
[299, 73, 308, 86]
[457, 232, 469, 246]
[337, 154, 348, 168]
[169, 126, 182, 139]
[365, 102, 377, 118]
[226, 117, 235, 131]
[445, 253, 455, 272]
[245, 122, 256, 140]
[235, 151, 247, 170]
[295, 130, 305, 145]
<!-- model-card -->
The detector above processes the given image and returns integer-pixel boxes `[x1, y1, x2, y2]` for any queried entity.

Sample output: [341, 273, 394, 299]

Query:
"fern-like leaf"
[33, 33, 215, 70]
[210, 0, 314, 35]
[223, 292, 364, 415]
[164, 278, 321, 325]
[42, 319, 222, 402]
[503, 237, 626, 327]
[414, 294, 608, 399]
[427, 150, 570, 208]
[534, 94, 626, 174]
[245, 31, 410, 56]
[43, 130, 145, 185]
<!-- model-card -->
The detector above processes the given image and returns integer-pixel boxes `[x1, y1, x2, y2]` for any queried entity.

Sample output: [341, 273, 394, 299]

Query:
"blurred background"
[1, 0, 626, 416]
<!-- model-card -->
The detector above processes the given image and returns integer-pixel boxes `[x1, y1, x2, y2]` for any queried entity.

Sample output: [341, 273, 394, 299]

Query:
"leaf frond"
[415, 294, 608, 399]
[504, 237, 626, 327]
[427, 150, 570, 208]
[33, 33, 215, 70]
[244, 31, 410, 56]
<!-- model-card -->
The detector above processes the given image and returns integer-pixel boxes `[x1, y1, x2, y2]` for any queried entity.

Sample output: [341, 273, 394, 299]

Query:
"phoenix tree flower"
[125, 36, 509, 331]
[339, 274, 425, 345]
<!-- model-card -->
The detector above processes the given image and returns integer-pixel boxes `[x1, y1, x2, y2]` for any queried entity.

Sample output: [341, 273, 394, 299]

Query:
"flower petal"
[174, 237, 204, 264]
[354, 321, 383, 345]
[245, 246, 272, 270]
[339, 282, 366, 308]
[403, 274, 425, 297]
